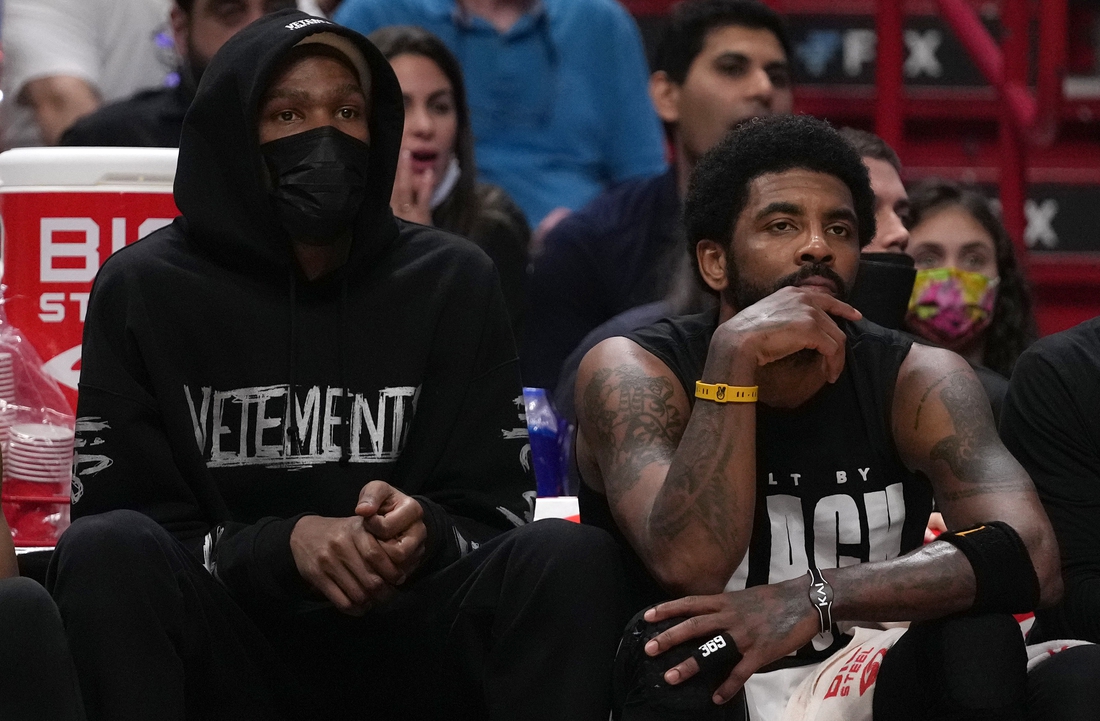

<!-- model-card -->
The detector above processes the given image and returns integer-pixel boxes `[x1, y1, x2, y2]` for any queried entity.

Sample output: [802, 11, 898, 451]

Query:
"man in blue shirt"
[334, 0, 666, 226]
[521, 0, 793, 390]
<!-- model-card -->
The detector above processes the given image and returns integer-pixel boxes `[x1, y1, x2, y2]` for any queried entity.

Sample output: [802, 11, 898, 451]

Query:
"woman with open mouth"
[371, 25, 530, 339]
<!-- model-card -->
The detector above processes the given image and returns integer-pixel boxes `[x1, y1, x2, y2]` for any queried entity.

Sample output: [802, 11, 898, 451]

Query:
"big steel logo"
[0, 190, 178, 409]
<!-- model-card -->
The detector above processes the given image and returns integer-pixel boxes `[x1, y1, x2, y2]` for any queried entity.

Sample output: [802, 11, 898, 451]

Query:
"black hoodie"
[72, 10, 533, 608]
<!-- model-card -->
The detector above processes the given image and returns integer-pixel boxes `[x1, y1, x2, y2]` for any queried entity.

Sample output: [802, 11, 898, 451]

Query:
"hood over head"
[174, 10, 404, 276]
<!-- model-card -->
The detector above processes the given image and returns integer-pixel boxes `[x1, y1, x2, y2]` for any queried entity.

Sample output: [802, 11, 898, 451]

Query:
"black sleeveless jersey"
[579, 310, 933, 665]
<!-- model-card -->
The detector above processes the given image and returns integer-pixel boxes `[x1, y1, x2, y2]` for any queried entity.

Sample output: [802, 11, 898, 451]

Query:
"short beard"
[722, 259, 850, 310]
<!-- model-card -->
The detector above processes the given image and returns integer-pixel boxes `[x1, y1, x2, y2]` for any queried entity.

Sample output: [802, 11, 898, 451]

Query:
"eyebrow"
[824, 207, 858, 224]
[711, 51, 789, 68]
[332, 83, 367, 99]
[264, 88, 311, 104]
[713, 51, 749, 63]
[912, 240, 990, 254]
[263, 83, 366, 104]
[755, 201, 803, 221]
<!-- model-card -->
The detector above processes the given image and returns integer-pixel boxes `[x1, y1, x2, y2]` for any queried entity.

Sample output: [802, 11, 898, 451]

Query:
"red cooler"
[0, 148, 178, 546]
[0, 147, 179, 409]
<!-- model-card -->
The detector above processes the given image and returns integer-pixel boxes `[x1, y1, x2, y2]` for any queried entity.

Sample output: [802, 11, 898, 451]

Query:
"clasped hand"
[642, 577, 821, 705]
[290, 481, 428, 615]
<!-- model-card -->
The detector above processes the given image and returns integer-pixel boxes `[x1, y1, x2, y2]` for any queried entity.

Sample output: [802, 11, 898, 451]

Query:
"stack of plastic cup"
[0, 353, 15, 401]
[2, 423, 74, 546]
[0, 352, 16, 438]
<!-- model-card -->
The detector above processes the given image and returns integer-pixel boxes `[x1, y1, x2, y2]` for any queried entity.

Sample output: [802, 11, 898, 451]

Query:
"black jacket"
[72, 10, 533, 609]
[521, 168, 679, 389]
[60, 82, 192, 148]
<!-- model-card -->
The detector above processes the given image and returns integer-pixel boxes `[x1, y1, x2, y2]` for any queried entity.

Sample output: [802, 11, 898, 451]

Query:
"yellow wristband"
[695, 381, 758, 403]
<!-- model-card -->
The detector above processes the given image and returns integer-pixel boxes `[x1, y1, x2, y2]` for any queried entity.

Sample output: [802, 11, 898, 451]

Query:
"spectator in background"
[369, 25, 529, 339]
[0, 492, 85, 720]
[60, 0, 300, 147]
[522, 0, 792, 391]
[333, 0, 666, 227]
[905, 178, 1037, 379]
[999, 317, 1100, 717]
[1001, 317, 1100, 644]
[0, 0, 173, 147]
[839, 127, 910, 254]
[839, 128, 924, 339]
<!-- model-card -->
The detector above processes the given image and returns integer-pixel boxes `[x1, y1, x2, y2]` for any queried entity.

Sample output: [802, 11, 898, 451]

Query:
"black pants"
[48, 510, 627, 721]
[1024, 643, 1100, 721]
[0, 576, 85, 721]
[873, 614, 1029, 720]
[873, 615, 1100, 721]
[617, 612, 1100, 720]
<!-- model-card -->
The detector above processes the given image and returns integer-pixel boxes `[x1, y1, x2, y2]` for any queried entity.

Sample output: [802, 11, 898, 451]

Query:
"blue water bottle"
[523, 388, 565, 497]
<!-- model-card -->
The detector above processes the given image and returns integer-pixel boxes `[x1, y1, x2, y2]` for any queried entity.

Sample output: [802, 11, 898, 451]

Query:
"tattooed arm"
[888, 345, 1061, 607]
[575, 336, 757, 595]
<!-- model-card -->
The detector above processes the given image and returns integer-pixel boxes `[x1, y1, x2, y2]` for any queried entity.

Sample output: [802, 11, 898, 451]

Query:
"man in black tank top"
[575, 116, 1061, 719]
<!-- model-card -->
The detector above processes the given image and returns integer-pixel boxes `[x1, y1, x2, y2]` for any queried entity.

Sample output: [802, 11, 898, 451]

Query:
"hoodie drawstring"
[287, 271, 301, 456]
[339, 275, 352, 466]
[285, 270, 351, 464]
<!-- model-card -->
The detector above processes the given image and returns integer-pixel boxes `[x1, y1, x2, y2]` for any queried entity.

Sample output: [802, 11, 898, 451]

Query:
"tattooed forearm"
[929, 373, 1000, 483]
[646, 402, 752, 561]
[582, 359, 757, 588]
[581, 364, 686, 498]
[649, 408, 740, 555]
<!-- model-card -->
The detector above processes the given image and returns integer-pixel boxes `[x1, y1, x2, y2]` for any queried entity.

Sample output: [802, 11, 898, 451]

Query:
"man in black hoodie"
[48, 10, 625, 720]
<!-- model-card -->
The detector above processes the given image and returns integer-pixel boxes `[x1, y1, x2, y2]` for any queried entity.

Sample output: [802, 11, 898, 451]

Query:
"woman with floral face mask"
[905, 179, 1037, 378]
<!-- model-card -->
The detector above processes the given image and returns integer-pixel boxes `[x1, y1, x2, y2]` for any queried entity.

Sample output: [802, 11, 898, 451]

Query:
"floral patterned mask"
[905, 267, 999, 347]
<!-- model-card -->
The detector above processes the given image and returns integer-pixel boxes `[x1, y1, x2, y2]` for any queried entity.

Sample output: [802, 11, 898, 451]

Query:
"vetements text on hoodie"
[185, 383, 420, 468]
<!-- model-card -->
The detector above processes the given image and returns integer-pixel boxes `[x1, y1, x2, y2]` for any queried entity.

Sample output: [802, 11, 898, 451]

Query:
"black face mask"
[260, 126, 371, 245]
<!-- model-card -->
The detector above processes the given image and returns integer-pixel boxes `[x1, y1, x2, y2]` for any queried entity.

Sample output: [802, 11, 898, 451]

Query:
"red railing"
[875, 0, 1100, 334]
[874, 0, 1066, 255]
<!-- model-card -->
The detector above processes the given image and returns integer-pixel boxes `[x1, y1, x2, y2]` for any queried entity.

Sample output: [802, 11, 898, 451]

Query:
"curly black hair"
[906, 179, 1037, 377]
[683, 115, 877, 269]
[652, 0, 791, 83]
